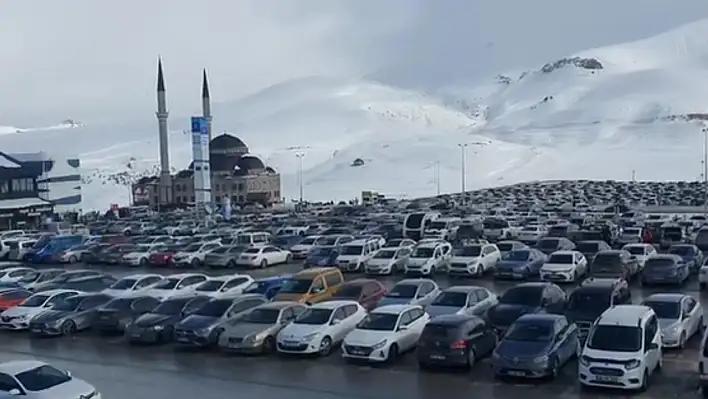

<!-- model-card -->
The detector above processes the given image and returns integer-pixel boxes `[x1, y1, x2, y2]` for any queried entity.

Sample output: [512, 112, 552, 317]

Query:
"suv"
[579, 305, 662, 392]
[565, 277, 631, 343]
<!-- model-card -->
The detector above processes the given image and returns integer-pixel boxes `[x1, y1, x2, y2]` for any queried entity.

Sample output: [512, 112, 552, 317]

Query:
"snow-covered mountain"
[4, 6, 708, 210]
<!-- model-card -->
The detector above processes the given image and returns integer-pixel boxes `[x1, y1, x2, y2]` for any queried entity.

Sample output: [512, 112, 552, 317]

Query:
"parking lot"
[0, 260, 703, 399]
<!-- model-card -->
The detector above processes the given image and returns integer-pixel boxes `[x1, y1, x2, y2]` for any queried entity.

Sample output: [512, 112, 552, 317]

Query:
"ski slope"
[4, 10, 708, 210]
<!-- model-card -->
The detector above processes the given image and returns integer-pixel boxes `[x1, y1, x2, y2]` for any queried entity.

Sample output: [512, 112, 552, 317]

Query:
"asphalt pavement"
[0, 261, 704, 399]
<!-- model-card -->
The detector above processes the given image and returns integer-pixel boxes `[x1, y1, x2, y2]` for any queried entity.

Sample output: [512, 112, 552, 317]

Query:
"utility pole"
[295, 152, 305, 203]
[434, 161, 440, 196]
[457, 142, 487, 197]
[631, 169, 636, 182]
[703, 127, 708, 216]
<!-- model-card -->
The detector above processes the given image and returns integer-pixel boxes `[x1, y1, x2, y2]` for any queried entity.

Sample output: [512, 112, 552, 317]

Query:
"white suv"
[579, 305, 662, 392]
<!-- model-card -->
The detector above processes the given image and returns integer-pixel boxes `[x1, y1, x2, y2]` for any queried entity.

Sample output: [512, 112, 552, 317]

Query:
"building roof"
[210, 134, 247, 151]
[238, 155, 265, 171]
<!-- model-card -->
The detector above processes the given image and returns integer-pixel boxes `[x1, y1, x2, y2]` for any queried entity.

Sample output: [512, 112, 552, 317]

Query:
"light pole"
[295, 152, 305, 203]
[434, 161, 440, 196]
[703, 127, 708, 215]
[457, 142, 487, 195]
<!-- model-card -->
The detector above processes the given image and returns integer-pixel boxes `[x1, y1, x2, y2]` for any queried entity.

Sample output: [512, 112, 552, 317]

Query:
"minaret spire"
[157, 57, 166, 92]
[201, 68, 213, 141]
[155, 57, 172, 206]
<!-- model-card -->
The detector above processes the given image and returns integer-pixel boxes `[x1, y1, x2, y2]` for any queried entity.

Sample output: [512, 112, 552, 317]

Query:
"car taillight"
[450, 340, 467, 349]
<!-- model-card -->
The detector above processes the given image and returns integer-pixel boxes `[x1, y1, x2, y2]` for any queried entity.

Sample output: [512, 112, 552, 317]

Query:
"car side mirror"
[65, 370, 72, 378]
[8, 389, 21, 396]
[647, 342, 659, 351]
[331, 319, 341, 325]
[397, 325, 408, 332]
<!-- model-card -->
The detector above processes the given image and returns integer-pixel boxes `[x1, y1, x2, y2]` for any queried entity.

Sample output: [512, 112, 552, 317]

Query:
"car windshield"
[299, 238, 317, 245]
[194, 280, 223, 292]
[294, 308, 332, 325]
[669, 246, 692, 256]
[135, 245, 151, 252]
[109, 278, 137, 290]
[17, 272, 39, 283]
[454, 246, 481, 257]
[278, 279, 311, 294]
[151, 278, 179, 290]
[357, 313, 399, 331]
[548, 254, 573, 264]
[505, 321, 553, 342]
[576, 242, 600, 253]
[51, 296, 81, 311]
[210, 247, 229, 254]
[538, 239, 559, 249]
[411, 247, 434, 258]
[242, 308, 280, 324]
[332, 285, 362, 299]
[432, 291, 468, 307]
[242, 281, 268, 294]
[373, 250, 396, 259]
[183, 244, 202, 253]
[587, 325, 642, 352]
[500, 287, 541, 306]
[195, 299, 232, 317]
[644, 300, 681, 319]
[386, 284, 417, 299]
[625, 246, 645, 255]
[496, 243, 513, 252]
[422, 324, 456, 338]
[15, 365, 71, 392]
[623, 228, 641, 235]
[645, 259, 676, 270]
[503, 250, 530, 261]
[152, 299, 189, 315]
[567, 291, 610, 313]
[341, 245, 363, 256]
[242, 248, 260, 254]
[104, 298, 135, 311]
[20, 294, 49, 308]
[310, 247, 334, 256]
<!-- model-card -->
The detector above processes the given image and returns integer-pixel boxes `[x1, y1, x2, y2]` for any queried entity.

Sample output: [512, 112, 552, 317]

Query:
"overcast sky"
[3, 0, 708, 126]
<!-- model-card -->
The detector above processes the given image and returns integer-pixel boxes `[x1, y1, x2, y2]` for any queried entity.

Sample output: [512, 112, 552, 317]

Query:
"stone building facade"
[132, 133, 280, 208]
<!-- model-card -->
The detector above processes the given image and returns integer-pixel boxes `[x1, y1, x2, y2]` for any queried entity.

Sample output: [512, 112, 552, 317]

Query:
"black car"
[93, 295, 161, 334]
[535, 237, 576, 255]
[38, 275, 117, 293]
[81, 244, 113, 264]
[564, 277, 630, 342]
[487, 282, 566, 333]
[417, 314, 497, 370]
[125, 295, 211, 344]
[574, 240, 612, 263]
[31, 270, 103, 292]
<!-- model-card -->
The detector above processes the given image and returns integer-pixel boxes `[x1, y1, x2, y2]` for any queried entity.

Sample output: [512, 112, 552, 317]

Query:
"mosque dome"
[237, 154, 265, 171]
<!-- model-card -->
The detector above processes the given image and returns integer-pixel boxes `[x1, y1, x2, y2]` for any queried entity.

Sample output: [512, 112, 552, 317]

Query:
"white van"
[335, 239, 381, 272]
[579, 305, 662, 392]
[236, 232, 271, 247]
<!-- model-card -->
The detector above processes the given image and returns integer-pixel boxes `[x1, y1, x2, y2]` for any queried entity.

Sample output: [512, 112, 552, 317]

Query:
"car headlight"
[372, 340, 387, 350]
[534, 355, 549, 365]
[153, 325, 163, 331]
[624, 359, 641, 370]
[302, 332, 319, 342]
[579, 355, 591, 366]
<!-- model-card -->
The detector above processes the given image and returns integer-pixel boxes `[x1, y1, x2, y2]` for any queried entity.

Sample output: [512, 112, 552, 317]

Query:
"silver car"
[0, 360, 99, 398]
[425, 286, 498, 318]
[218, 301, 308, 353]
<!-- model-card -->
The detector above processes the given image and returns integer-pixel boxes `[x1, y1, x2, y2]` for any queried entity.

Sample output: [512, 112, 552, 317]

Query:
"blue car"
[487, 282, 566, 333]
[668, 244, 703, 273]
[492, 314, 578, 379]
[242, 276, 287, 299]
[304, 246, 339, 268]
[494, 249, 547, 280]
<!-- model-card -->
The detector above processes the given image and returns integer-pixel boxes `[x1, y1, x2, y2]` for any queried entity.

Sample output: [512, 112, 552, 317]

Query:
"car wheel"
[679, 332, 687, 349]
[285, 254, 292, 263]
[318, 336, 333, 356]
[263, 336, 276, 353]
[61, 320, 77, 335]
[68, 255, 77, 264]
[548, 357, 560, 380]
[191, 258, 201, 268]
[387, 343, 399, 363]
[701, 282, 707, 290]
[466, 348, 477, 369]
[227, 260, 236, 269]
[640, 369, 649, 392]
[260, 259, 268, 269]
[139, 257, 148, 266]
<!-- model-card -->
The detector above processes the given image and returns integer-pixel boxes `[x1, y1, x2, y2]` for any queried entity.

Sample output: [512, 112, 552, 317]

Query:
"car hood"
[377, 297, 412, 307]
[224, 322, 274, 338]
[280, 323, 323, 339]
[488, 304, 537, 326]
[451, 256, 478, 264]
[177, 315, 219, 330]
[496, 339, 550, 358]
[658, 318, 680, 330]
[272, 293, 305, 302]
[344, 329, 390, 345]
[40, 377, 95, 398]
[2, 306, 45, 318]
[135, 313, 175, 327]
[32, 309, 72, 322]
[425, 304, 463, 317]
[497, 260, 529, 270]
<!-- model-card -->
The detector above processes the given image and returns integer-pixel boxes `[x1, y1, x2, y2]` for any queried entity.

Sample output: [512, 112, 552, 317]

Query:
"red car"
[329, 278, 387, 311]
[148, 245, 181, 267]
[0, 289, 32, 311]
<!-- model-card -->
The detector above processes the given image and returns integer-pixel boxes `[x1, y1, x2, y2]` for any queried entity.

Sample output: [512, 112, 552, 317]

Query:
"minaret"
[201, 69, 213, 141]
[156, 58, 172, 205]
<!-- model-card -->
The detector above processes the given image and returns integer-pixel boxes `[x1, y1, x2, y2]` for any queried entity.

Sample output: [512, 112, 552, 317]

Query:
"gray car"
[375, 278, 440, 308]
[203, 245, 248, 268]
[425, 286, 498, 318]
[218, 301, 308, 353]
[28, 293, 113, 336]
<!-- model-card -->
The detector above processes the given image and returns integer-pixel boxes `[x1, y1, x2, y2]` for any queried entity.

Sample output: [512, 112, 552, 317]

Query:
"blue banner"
[191, 116, 207, 134]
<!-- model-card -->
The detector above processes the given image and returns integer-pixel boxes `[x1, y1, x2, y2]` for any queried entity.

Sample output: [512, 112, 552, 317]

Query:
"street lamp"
[295, 152, 305, 203]
[456, 142, 487, 195]
[703, 127, 708, 215]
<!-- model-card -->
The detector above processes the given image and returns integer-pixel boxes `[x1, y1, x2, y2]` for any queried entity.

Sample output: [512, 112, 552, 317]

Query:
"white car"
[540, 250, 588, 283]
[342, 304, 430, 362]
[236, 245, 292, 268]
[276, 300, 366, 356]
[448, 243, 501, 277]
[405, 241, 452, 275]
[0, 360, 99, 398]
[120, 243, 169, 266]
[335, 239, 381, 272]
[102, 273, 163, 297]
[364, 247, 411, 275]
[0, 289, 80, 331]
[643, 293, 703, 349]
[516, 225, 546, 243]
[289, 235, 323, 259]
[182, 274, 254, 297]
[171, 242, 222, 268]
[622, 243, 657, 270]
[0, 267, 36, 283]
[141, 273, 208, 300]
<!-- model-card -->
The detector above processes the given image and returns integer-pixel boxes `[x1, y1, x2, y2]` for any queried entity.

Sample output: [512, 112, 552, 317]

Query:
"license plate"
[177, 337, 190, 343]
[429, 355, 445, 360]
[507, 371, 525, 377]
[131, 333, 141, 338]
[351, 350, 366, 355]
[595, 375, 619, 382]
[30, 328, 41, 333]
